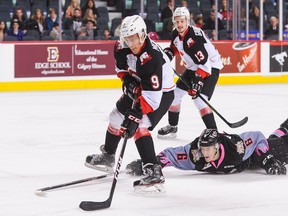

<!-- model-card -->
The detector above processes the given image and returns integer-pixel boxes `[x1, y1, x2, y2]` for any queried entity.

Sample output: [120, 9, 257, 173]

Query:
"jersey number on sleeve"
[151, 75, 160, 89]
[194, 51, 205, 62]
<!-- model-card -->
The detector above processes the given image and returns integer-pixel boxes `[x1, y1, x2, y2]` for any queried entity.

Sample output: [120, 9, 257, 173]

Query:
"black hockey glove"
[261, 153, 286, 175]
[163, 47, 174, 61]
[122, 75, 141, 100]
[120, 107, 143, 138]
[188, 75, 204, 99]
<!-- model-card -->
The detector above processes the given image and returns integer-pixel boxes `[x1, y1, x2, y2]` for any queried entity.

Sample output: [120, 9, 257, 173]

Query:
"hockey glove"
[163, 47, 174, 61]
[122, 75, 141, 100]
[261, 153, 286, 175]
[188, 75, 204, 99]
[120, 108, 143, 138]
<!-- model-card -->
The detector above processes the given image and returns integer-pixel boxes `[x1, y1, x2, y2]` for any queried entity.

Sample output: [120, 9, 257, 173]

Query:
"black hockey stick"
[173, 69, 248, 128]
[34, 172, 114, 195]
[79, 133, 129, 211]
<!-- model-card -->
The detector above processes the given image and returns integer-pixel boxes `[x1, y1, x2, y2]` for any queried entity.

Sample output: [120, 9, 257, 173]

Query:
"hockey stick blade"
[228, 116, 248, 128]
[80, 198, 111, 211]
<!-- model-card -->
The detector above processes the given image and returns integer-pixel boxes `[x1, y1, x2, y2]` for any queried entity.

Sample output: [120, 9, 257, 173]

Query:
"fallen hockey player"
[126, 119, 288, 176]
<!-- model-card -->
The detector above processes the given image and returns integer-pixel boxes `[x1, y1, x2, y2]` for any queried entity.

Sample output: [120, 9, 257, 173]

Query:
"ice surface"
[0, 84, 288, 216]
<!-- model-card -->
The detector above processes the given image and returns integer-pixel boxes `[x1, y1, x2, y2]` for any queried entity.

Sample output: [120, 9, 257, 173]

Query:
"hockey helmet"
[120, 15, 147, 45]
[173, 7, 190, 25]
[198, 129, 220, 148]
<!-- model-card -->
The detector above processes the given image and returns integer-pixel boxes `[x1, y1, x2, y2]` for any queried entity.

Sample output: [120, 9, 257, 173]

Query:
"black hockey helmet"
[198, 129, 220, 148]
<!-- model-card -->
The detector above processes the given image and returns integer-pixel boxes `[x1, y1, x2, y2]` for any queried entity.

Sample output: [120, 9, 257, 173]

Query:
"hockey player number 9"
[151, 75, 160, 89]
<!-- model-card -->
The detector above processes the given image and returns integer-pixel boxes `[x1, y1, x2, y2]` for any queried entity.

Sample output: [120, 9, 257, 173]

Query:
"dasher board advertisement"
[270, 42, 288, 73]
[15, 42, 115, 78]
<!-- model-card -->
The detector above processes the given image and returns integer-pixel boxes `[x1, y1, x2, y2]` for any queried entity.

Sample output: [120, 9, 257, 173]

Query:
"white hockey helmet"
[173, 7, 190, 25]
[120, 15, 147, 45]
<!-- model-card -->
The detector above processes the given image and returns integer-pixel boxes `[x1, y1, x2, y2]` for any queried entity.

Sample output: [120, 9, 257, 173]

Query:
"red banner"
[15, 42, 115, 78]
[176, 41, 261, 74]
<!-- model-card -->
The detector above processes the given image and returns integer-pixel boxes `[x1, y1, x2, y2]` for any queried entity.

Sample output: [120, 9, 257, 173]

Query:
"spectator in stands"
[103, 28, 111, 40]
[161, 0, 175, 40]
[49, 22, 62, 40]
[11, 7, 27, 32]
[26, 8, 47, 35]
[211, 4, 223, 20]
[7, 19, 24, 41]
[45, 8, 58, 31]
[202, 9, 224, 31]
[83, 8, 97, 25]
[161, 0, 175, 22]
[189, 10, 196, 26]
[76, 27, 88, 40]
[81, 0, 99, 19]
[0, 20, 7, 42]
[76, 19, 98, 40]
[65, 0, 82, 18]
[219, 0, 232, 20]
[250, 5, 260, 30]
[264, 16, 279, 39]
[181, 0, 188, 8]
[85, 19, 98, 40]
[66, 8, 83, 32]
[195, 15, 204, 29]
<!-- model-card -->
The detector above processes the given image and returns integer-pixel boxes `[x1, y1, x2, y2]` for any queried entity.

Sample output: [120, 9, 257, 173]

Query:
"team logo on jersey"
[235, 140, 245, 154]
[140, 52, 152, 65]
[187, 38, 195, 48]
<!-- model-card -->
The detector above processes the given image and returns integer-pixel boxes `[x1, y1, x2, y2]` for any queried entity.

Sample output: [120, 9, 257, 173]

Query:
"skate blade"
[157, 133, 177, 139]
[84, 162, 114, 173]
[134, 183, 166, 194]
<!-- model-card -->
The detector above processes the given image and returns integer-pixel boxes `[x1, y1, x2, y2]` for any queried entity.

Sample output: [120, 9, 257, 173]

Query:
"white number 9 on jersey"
[151, 75, 160, 89]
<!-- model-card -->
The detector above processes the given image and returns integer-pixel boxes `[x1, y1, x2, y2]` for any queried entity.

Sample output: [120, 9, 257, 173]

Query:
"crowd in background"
[0, 0, 287, 42]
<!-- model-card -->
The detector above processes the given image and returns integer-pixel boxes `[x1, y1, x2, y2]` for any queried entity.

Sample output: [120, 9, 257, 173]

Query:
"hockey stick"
[34, 172, 114, 196]
[173, 69, 248, 128]
[79, 133, 129, 211]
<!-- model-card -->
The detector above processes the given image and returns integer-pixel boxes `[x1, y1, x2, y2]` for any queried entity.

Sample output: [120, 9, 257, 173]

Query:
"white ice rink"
[0, 84, 288, 216]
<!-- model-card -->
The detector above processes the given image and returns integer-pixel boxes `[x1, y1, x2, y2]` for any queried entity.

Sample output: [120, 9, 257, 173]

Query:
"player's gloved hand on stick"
[188, 75, 204, 99]
[261, 153, 286, 175]
[122, 75, 141, 99]
[120, 107, 143, 138]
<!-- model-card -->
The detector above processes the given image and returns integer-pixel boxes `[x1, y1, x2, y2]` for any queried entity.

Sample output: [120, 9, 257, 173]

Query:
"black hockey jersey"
[114, 38, 175, 114]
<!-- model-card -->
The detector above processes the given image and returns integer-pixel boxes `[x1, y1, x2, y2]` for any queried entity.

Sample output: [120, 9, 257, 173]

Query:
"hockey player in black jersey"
[127, 119, 288, 176]
[85, 15, 176, 194]
[158, 7, 223, 138]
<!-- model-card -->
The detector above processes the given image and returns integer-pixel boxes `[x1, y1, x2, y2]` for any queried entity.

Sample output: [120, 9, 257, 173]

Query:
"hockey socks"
[202, 113, 217, 129]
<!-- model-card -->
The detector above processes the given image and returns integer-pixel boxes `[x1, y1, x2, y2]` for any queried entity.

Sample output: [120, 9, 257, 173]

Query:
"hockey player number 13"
[194, 51, 205, 62]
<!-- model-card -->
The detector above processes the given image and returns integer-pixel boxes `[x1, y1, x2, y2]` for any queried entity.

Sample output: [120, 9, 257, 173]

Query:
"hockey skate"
[133, 163, 166, 194]
[125, 159, 144, 176]
[157, 125, 178, 139]
[85, 145, 115, 173]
